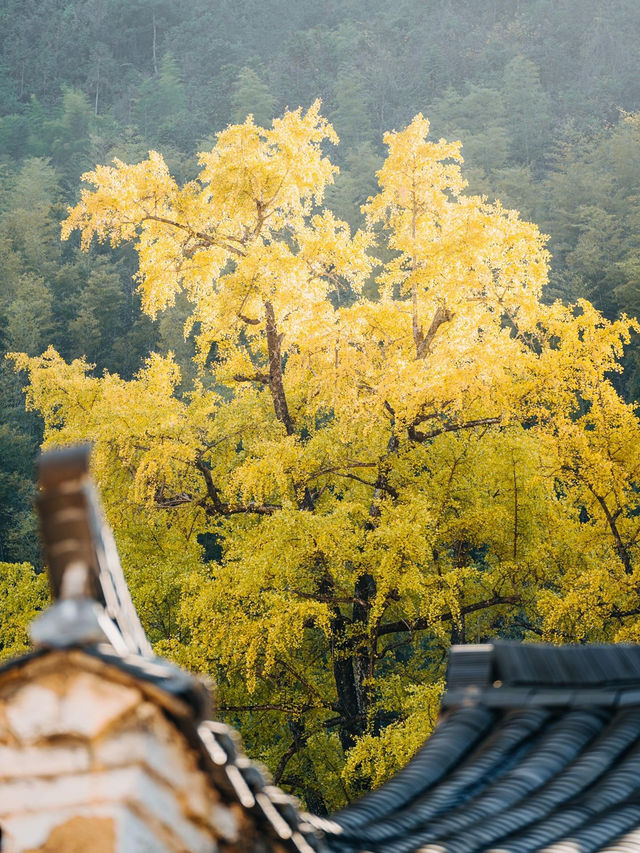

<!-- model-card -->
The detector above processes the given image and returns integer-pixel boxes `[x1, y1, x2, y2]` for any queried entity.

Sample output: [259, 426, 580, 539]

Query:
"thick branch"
[513, 616, 543, 636]
[414, 304, 453, 359]
[193, 458, 280, 516]
[142, 214, 246, 259]
[199, 500, 279, 517]
[409, 416, 501, 443]
[310, 469, 398, 496]
[233, 372, 270, 384]
[274, 740, 303, 785]
[376, 594, 521, 637]
[154, 493, 193, 508]
[612, 606, 640, 619]
[221, 704, 306, 713]
[289, 589, 367, 606]
[585, 481, 633, 575]
[307, 462, 377, 480]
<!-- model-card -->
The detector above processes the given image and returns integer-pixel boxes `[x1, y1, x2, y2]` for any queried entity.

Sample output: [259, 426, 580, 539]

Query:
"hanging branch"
[152, 458, 282, 516]
[376, 594, 521, 637]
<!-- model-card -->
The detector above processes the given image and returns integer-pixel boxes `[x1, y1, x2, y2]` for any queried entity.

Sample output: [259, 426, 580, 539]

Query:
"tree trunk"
[265, 300, 294, 435]
[330, 606, 369, 752]
[262, 300, 375, 751]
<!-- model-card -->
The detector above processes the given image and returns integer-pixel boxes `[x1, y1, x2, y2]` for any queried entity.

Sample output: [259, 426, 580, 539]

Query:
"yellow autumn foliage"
[11, 106, 640, 808]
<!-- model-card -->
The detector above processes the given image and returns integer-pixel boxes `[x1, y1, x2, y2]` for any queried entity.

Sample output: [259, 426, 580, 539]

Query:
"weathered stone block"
[1, 803, 213, 853]
[5, 671, 141, 742]
[0, 742, 90, 779]
[0, 657, 233, 853]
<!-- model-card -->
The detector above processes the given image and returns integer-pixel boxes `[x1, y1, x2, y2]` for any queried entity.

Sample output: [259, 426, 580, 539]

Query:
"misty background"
[1, 0, 639, 565]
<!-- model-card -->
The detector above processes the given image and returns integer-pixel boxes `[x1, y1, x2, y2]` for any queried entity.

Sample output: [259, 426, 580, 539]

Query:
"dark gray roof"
[320, 642, 640, 853]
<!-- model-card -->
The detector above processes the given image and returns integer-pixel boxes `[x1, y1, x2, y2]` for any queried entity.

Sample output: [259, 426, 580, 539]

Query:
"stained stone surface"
[0, 655, 236, 853]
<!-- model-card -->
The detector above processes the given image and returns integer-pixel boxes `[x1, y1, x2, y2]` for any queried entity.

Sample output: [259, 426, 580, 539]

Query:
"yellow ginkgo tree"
[11, 104, 640, 808]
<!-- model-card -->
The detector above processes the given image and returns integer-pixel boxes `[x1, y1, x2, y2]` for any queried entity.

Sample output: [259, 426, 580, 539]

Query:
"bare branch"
[288, 588, 367, 606]
[221, 703, 306, 713]
[309, 461, 377, 478]
[199, 500, 280, 517]
[307, 464, 397, 496]
[233, 372, 270, 384]
[142, 214, 246, 258]
[154, 492, 193, 508]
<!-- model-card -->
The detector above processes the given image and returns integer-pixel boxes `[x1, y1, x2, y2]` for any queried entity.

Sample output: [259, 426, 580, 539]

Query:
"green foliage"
[134, 54, 190, 149]
[428, 85, 510, 176]
[501, 55, 551, 166]
[343, 680, 443, 789]
[330, 68, 373, 150]
[47, 89, 94, 178]
[0, 562, 49, 660]
[230, 67, 277, 127]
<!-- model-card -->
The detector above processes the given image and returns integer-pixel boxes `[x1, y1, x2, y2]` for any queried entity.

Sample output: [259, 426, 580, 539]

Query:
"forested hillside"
[2, 0, 640, 564]
[2, 0, 640, 807]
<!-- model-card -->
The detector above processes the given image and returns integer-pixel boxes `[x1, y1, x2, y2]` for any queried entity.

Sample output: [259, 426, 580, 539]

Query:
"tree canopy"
[10, 105, 640, 808]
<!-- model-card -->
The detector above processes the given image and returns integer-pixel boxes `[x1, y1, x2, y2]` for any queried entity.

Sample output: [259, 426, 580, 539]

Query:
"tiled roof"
[12, 639, 640, 853]
[28, 445, 640, 853]
[320, 642, 640, 853]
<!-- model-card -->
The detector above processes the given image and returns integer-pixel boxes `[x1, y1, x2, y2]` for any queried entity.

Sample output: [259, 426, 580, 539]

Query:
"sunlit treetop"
[62, 102, 372, 356]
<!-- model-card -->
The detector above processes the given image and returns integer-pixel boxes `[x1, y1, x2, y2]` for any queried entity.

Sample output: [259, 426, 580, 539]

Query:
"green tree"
[230, 67, 277, 127]
[501, 55, 552, 165]
[428, 85, 510, 177]
[134, 54, 189, 149]
[68, 261, 128, 367]
[0, 562, 49, 661]
[325, 141, 381, 233]
[545, 114, 640, 312]
[45, 89, 96, 189]
[330, 68, 373, 150]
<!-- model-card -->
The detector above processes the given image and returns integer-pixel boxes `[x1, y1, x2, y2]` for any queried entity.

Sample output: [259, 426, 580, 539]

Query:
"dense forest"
[2, 0, 640, 807]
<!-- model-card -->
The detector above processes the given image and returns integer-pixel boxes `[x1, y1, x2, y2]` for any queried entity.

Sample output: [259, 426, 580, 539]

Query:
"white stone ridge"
[0, 741, 91, 778]
[0, 761, 219, 850]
